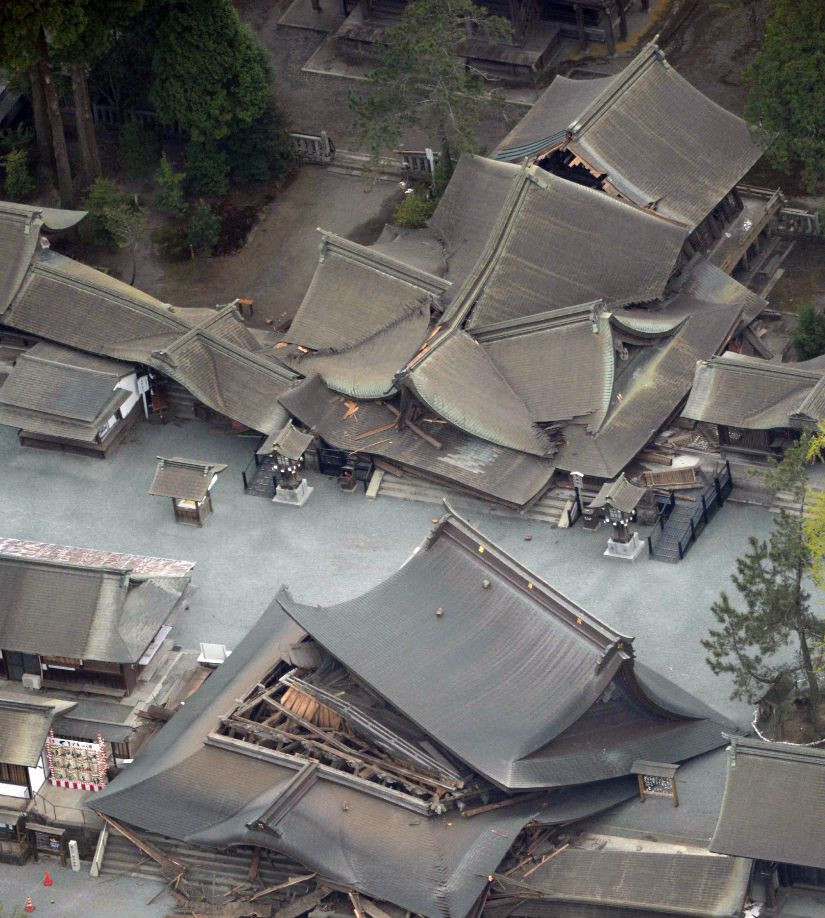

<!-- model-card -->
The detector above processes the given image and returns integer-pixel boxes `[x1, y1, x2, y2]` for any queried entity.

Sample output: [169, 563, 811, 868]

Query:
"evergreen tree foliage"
[3, 149, 35, 200]
[184, 140, 229, 198]
[792, 304, 825, 361]
[186, 199, 220, 254]
[154, 154, 187, 214]
[117, 120, 160, 177]
[393, 190, 437, 228]
[350, 0, 507, 167]
[83, 176, 128, 247]
[701, 436, 823, 720]
[744, 0, 825, 189]
[150, 0, 271, 143]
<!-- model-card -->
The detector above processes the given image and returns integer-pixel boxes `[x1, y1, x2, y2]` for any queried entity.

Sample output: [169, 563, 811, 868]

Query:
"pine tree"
[350, 0, 508, 168]
[701, 436, 824, 725]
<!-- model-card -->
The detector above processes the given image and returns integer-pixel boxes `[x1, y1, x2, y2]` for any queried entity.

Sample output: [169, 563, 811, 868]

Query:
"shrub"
[82, 177, 128, 247]
[793, 303, 825, 360]
[154, 154, 187, 214]
[3, 149, 35, 200]
[0, 123, 34, 155]
[118, 120, 161, 177]
[393, 190, 436, 229]
[151, 219, 189, 259]
[186, 199, 220, 255]
[222, 106, 294, 185]
[185, 140, 228, 198]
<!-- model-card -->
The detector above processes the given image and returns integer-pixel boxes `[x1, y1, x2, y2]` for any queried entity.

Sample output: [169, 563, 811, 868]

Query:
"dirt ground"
[98, 168, 403, 327]
[74, 0, 824, 330]
[234, 0, 521, 152]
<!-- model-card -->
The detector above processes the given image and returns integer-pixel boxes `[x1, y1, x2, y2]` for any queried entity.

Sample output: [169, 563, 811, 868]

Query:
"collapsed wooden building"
[0, 43, 801, 511]
[87, 509, 751, 917]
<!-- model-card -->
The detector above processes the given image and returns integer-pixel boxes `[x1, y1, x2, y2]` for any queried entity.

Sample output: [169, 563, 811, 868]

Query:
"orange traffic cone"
[43, 870, 52, 887]
[24, 897, 34, 912]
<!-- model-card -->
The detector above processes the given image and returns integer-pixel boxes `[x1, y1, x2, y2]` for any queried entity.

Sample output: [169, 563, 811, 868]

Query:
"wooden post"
[603, 4, 616, 55]
[575, 3, 587, 51]
[640, 0, 650, 10]
[617, 0, 628, 40]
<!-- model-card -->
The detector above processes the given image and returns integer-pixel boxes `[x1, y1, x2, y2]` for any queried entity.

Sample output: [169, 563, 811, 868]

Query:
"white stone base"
[604, 532, 645, 561]
[272, 479, 313, 507]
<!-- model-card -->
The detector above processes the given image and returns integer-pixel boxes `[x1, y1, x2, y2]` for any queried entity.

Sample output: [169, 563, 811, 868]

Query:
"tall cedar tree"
[51, 1, 145, 185]
[744, 0, 825, 190]
[350, 0, 508, 167]
[702, 436, 823, 721]
[150, 0, 271, 143]
[0, 1, 86, 204]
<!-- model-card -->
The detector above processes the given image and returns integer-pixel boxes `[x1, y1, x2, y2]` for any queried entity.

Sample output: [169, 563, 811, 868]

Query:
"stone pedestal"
[272, 478, 313, 507]
[604, 531, 645, 561]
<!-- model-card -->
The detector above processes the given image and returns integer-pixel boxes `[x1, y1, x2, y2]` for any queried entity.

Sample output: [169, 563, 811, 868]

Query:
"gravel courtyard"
[0, 414, 787, 916]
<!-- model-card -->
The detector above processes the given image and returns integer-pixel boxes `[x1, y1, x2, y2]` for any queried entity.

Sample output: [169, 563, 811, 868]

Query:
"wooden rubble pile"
[219, 666, 492, 813]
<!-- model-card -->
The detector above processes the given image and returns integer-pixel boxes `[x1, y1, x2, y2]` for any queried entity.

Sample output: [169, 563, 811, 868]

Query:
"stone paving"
[0, 413, 795, 915]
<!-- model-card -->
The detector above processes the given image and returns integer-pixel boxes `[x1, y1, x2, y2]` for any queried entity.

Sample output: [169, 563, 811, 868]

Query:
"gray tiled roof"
[464, 168, 686, 330]
[675, 257, 767, 325]
[567, 45, 763, 228]
[494, 74, 618, 162]
[286, 232, 448, 351]
[291, 303, 429, 399]
[500, 44, 762, 231]
[556, 303, 741, 477]
[711, 737, 825, 868]
[149, 457, 227, 501]
[682, 353, 824, 430]
[6, 251, 190, 355]
[427, 154, 523, 288]
[151, 328, 299, 434]
[502, 848, 751, 917]
[404, 330, 551, 456]
[0, 554, 188, 663]
[0, 203, 85, 315]
[88, 592, 647, 918]
[278, 511, 730, 790]
[0, 342, 131, 423]
[476, 303, 614, 429]
[0, 693, 76, 767]
[279, 375, 555, 507]
[589, 475, 646, 513]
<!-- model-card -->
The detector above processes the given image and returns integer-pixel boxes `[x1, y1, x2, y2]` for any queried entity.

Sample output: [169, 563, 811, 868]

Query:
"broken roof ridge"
[428, 502, 634, 652]
[316, 227, 450, 295]
[567, 42, 666, 139]
[707, 352, 825, 380]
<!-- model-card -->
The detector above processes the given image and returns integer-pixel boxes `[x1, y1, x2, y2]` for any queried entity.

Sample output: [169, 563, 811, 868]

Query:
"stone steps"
[374, 473, 596, 526]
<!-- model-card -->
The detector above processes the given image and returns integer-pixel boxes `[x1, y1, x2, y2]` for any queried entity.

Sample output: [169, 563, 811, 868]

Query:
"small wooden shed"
[149, 456, 227, 526]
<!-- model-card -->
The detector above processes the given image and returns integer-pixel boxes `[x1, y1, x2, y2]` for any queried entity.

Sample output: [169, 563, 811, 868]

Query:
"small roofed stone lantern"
[269, 421, 314, 507]
[588, 474, 647, 560]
